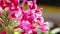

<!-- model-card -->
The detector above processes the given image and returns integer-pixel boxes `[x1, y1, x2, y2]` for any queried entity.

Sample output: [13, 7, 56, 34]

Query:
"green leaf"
[14, 32, 20, 34]
[2, 9, 9, 26]
[37, 30, 44, 34]
[6, 26, 14, 34]
[48, 30, 51, 34]
[0, 26, 4, 32]
[10, 19, 19, 27]
[0, 18, 2, 21]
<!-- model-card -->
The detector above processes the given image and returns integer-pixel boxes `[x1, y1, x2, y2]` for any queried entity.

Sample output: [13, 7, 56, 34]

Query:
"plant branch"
[0, 21, 5, 28]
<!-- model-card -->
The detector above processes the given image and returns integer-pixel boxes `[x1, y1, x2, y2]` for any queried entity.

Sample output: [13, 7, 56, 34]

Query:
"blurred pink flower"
[0, 30, 6, 34]
[8, 6, 22, 18]
[0, 0, 6, 5]
[0, 0, 6, 9]
[0, 7, 2, 17]
[28, 1, 37, 10]
[37, 22, 49, 33]
[10, 0, 19, 7]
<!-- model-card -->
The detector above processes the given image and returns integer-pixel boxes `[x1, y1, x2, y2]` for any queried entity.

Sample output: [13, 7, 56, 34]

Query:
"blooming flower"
[10, 0, 19, 7]
[0, 30, 6, 34]
[28, 0, 37, 10]
[0, 0, 6, 9]
[0, 0, 49, 34]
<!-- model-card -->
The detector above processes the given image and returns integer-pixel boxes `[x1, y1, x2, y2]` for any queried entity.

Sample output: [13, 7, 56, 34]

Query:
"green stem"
[0, 21, 5, 28]
[6, 25, 14, 34]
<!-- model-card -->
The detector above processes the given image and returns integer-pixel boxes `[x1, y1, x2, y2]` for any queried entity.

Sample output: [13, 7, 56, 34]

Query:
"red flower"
[28, 1, 37, 10]
[0, 30, 6, 34]
[0, 0, 6, 9]
[31, 31, 37, 34]
[10, 0, 19, 7]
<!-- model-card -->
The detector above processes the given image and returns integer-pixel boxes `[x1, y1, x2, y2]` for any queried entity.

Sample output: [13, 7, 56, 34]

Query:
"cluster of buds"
[0, 0, 49, 34]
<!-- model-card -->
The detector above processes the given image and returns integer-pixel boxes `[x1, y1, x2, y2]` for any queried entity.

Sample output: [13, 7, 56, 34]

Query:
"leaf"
[10, 19, 19, 27]
[6, 26, 14, 34]
[48, 30, 51, 34]
[14, 32, 20, 34]
[37, 30, 44, 34]
[0, 26, 4, 32]
[2, 9, 9, 26]
[0, 17, 2, 21]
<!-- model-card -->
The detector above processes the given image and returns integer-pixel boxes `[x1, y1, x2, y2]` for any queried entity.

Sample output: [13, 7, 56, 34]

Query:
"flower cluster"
[0, 0, 49, 34]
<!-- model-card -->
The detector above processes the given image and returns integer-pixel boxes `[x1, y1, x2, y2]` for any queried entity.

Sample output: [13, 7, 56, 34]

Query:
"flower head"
[0, 0, 49, 34]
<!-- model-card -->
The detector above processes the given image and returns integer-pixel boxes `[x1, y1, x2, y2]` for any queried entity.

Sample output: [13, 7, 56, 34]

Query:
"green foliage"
[0, 26, 4, 32]
[2, 9, 9, 26]
[6, 26, 14, 34]
[14, 32, 20, 34]
[48, 30, 51, 34]
[37, 30, 44, 34]
[0, 17, 2, 21]
[10, 19, 19, 27]
[10, 19, 15, 26]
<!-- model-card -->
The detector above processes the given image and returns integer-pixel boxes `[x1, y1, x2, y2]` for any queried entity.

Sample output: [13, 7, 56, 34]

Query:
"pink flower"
[0, 0, 49, 34]
[0, 7, 2, 17]
[10, 0, 19, 7]
[0, 0, 6, 9]
[22, 13, 29, 20]
[35, 8, 43, 13]
[21, 30, 26, 34]
[28, 1, 37, 10]
[0, 30, 6, 34]
[0, 0, 6, 5]
[9, 13, 16, 18]
[20, 20, 35, 30]
[31, 30, 38, 34]
[28, 15, 35, 24]
[37, 22, 49, 33]
[6, 2, 13, 9]
[22, 0, 27, 5]
[8, 6, 22, 18]
[21, 30, 38, 34]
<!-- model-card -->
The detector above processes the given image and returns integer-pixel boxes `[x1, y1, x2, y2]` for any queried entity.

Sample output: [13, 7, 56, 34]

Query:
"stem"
[6, 25, 14, 34]
[0, 21, 5, 28]
[22, 0, 27, 6]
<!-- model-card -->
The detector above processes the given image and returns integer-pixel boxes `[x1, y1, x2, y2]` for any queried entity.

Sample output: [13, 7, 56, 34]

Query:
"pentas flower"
[0, 30, 6, 34]
[0, 0, 6, 9]
[0, 0, 12, 9]
[28, 0, 37, 10]
[0, 0, 49, 34]
[0, 0, 19, 9]
[30, 30, 38, 34]
[9, 0, 48, 34]
[6, 2, 12, 9]
[0, 0, 6, 5]
[37, 22, 49, 33]
[8, 6, 23, 18]
[10, 0, 19, 7]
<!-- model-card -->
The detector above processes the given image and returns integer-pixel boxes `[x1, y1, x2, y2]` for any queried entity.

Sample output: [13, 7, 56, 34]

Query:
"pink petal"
[0, 30, 6, 34]
[10, 0, 19, 7]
